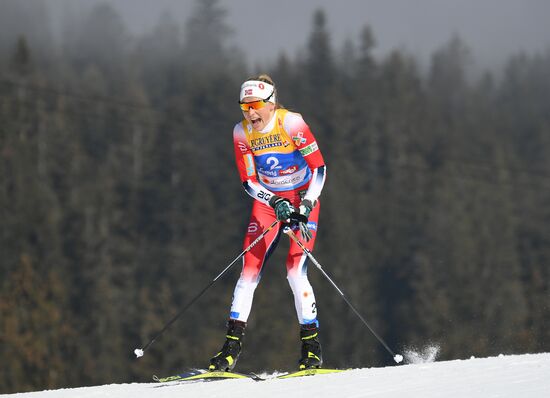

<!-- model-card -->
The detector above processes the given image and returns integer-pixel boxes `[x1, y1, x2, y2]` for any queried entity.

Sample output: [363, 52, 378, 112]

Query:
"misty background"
[5, 0, 550, 70]
[1, 0, 550, 394]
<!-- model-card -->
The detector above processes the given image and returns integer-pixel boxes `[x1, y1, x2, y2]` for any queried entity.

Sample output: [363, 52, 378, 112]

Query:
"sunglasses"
[239, 91, 274, 111]
[239, 100, 268, 111]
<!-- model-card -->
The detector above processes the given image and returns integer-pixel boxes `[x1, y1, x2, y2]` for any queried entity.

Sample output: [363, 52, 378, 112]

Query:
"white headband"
[239, 80, 276, 103]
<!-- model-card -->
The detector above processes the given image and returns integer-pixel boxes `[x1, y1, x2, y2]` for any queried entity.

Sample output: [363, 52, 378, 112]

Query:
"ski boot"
[209, 319, 246, 371]
[299, 322, 323, 370]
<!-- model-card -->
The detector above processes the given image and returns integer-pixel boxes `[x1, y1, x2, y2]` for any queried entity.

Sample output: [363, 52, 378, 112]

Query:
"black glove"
[297, 199, 314, 241]
[269, 195, 295, 222]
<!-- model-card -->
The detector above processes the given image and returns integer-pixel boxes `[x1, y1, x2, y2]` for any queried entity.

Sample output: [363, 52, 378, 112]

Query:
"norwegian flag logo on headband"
[239, 80, 276, 103]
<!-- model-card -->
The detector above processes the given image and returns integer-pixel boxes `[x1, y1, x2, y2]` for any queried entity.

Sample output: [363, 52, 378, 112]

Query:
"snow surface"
[6, 353, 550, 398]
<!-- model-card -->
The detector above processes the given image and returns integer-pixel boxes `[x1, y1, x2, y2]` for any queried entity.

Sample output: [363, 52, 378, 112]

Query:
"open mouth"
[251, 117, 262, 128]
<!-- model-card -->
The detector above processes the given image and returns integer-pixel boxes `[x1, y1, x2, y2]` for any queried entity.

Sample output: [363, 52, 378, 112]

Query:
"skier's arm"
[302, 165, 326, 204]
[284, 112, 327, 206]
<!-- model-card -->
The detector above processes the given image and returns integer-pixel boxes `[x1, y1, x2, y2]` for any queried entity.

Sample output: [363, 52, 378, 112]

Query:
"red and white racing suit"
[230, 108, 327, 325]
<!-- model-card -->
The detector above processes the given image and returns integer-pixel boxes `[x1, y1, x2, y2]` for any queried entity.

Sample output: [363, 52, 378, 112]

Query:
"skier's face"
[241, 96, 275, 131]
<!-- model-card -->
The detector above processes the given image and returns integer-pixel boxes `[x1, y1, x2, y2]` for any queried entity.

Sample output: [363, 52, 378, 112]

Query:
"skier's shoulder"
[279, 109, 308, 134]
[233, 120, 246, 137]
[278, 108, 303, 123]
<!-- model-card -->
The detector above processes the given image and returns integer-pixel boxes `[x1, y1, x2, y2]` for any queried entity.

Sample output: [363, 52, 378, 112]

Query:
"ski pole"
[134, 219, 280, 358]
[283, 226, 404, 364]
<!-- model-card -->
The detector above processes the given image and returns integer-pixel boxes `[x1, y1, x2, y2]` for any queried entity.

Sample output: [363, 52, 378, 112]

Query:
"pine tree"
[182, 0, 234, 72]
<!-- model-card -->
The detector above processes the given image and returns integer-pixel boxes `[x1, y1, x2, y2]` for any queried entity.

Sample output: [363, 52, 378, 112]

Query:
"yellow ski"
[277, 368, 350, 379]
[153, 369, 263, 383]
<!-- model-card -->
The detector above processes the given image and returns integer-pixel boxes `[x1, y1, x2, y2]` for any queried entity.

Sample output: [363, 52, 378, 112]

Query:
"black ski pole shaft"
[283, 226, 403, 364]
[134, 220, 279, 358]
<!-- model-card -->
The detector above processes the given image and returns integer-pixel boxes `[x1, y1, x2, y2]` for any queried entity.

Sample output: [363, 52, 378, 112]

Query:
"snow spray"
[403, 344, 440, 364]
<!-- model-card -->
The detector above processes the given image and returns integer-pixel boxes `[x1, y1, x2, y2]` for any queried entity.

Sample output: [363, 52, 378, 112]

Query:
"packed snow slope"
[6, 353, 550, 398]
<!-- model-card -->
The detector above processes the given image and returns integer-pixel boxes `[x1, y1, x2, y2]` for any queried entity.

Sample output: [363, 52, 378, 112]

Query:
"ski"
[153, 368, 264, 383]
[277, 368, 350, 379]
[153, 367, 350, 383]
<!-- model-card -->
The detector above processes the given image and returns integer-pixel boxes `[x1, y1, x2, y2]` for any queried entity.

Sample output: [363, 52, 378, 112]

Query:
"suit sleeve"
[233, 123, 277, 206]
[283, 112, 327, 204]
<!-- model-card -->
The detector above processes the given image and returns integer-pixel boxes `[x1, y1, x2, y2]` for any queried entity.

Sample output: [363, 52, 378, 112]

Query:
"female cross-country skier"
[208, 74, 327, 372]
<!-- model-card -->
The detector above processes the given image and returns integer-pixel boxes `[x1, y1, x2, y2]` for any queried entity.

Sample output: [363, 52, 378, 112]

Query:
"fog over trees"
[1, 0, 549, 393]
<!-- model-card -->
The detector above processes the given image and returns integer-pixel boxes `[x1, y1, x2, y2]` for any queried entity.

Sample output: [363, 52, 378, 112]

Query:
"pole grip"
[289, 212, 308, 224]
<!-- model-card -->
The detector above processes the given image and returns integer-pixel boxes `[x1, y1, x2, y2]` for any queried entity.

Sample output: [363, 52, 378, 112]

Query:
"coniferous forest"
[1, 0, 549, 393]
